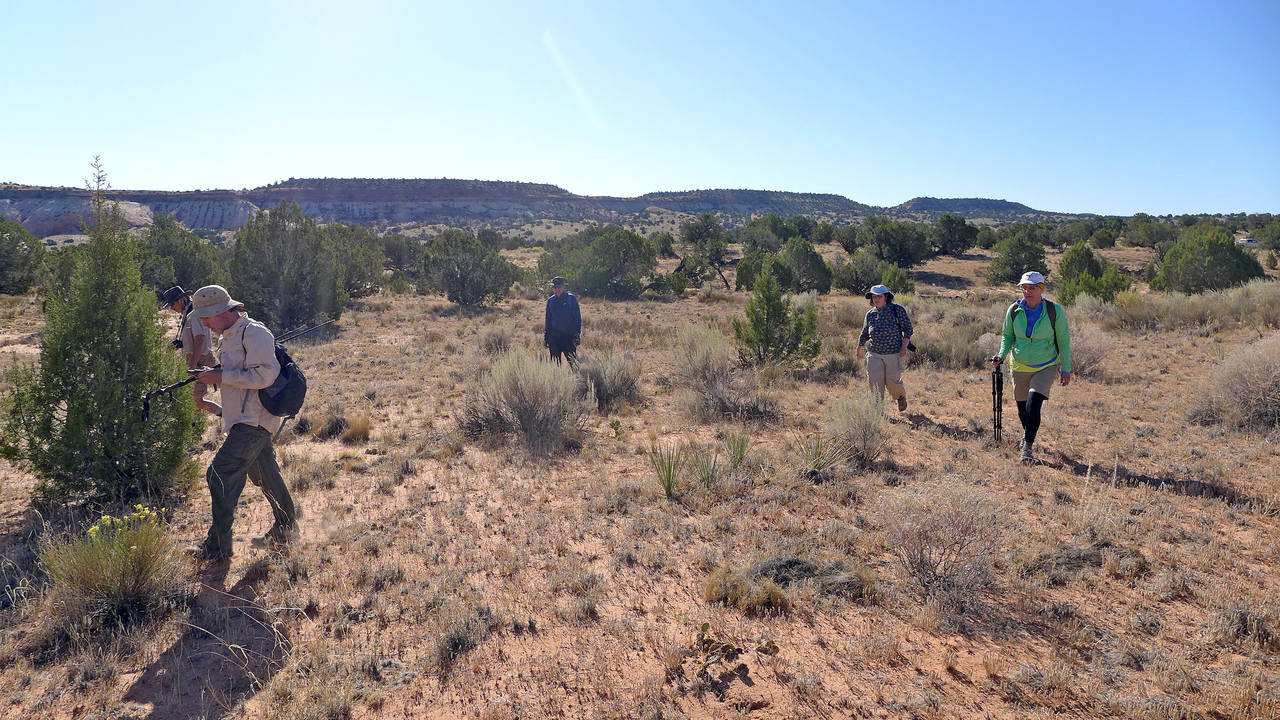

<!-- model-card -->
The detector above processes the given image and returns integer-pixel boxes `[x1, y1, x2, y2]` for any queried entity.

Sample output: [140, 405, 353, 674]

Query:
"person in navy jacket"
[544, 276, 582, 367]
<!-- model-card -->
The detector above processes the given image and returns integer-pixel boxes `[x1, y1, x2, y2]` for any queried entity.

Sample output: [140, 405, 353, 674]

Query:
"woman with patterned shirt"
[856, 284, 913, 412]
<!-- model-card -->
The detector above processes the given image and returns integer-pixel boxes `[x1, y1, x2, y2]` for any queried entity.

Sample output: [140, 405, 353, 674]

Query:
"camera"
[171, 338, 183, 349]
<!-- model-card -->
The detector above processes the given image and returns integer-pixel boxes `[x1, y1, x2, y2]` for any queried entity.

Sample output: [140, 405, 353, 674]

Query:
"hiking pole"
[276, 318, 335, 345]
[990, 357, 1003, 443]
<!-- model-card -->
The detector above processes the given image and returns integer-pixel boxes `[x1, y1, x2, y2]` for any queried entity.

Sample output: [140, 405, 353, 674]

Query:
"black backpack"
[243, 332, 308, 418]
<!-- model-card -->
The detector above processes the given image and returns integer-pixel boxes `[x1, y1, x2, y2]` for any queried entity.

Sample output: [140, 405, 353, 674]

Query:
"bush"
[1190, 332, 1280, 430]
[230, 201, 345, 330]
[732, 263, 820, 367]
[537, 226, 657, 298]
[831, 247, 882, 295]
[1067, 324, 1112, 377]
[576, 349, 641, 411]
[987, 232, 1048, 285]
[976, 227, 998, 250]
[1058, 242, 1103, 284]
[673, 324, 777, 421]
[41, 506, 185, 635]
[734, 253, 765, 291]
[880, 485, 1002, 611]
[860, 216, 932, 268]
[460, 351, 592, 453]
[1059, 265, 1130, 305]
[340, 416, 371, 445]
[931, 214, 978, 256]
[879, 263, 914, 295]
[1, 189, 198, 501]
[679, 212, 727, 264]
[778, 237, 832, 294]
[420, 229, 519, 306]
[1088, 228, 1117, 248]
[704, 566, 788, 616]
[647, 231, 676, 258]
[1, 217, 46, 294]
[325, 222, 385, 300]
[478, 326, 513, 357]
[1153, 227, 1265, 294]
[825, 394, 886, 468]
[1107, 279, 1280, 332]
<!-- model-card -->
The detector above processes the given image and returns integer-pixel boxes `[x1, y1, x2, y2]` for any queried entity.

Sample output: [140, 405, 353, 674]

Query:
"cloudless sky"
[2, 0, 1277, 215]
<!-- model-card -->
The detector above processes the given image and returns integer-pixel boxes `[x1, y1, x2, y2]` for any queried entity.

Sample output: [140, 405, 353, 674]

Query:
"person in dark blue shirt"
[544, 276, 582, 367]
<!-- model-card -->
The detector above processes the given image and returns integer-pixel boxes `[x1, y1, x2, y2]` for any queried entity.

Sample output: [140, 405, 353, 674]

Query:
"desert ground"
[1, 245, 1278, 720]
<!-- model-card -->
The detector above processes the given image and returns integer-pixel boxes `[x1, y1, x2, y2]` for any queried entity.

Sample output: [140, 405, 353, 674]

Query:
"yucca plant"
[691, 447, 720, 490]
[649, 442, 683, 499]
[723, 431, 750, 470]
[796, 435, 852, 483]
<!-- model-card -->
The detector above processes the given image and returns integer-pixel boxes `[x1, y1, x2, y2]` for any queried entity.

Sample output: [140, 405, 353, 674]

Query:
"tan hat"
[190, 285, 244, 319]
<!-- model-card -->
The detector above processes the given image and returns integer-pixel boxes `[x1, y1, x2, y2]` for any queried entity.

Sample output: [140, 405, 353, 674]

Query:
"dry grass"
[2, 255, 1280, 719]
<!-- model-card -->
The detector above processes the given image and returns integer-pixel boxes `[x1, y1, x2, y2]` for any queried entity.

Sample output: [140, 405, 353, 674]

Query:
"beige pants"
[866, 352, 906, 402]
[1012, 365, 1057, 402]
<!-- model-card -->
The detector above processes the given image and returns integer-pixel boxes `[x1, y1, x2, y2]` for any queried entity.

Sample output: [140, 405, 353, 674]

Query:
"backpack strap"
[1011, 300, 1061, 360]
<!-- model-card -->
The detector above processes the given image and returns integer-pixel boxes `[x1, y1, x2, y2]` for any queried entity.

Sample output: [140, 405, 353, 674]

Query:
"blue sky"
[2, 0, 1276, 215]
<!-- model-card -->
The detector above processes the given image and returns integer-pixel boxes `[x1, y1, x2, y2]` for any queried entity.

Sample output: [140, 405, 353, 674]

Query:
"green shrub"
[732, 263, 820, 367]
[41, 505, 185, 635]
[879, 263, 914, 295]
[831, 247, 882, 295]
[576, 349, 641, 411]
[679, 212, 728, 264]
[723, 431, 749, 470]
[1106, 280, 1280, 332]
[647, 231, 676, 258]
[1, 190, 198, 501]
[796, 435, 852, 482]
[537, 226, 657, 298]
[825, 395, 885, 468]
[778, 237, 832, 294]
[859, 216, 932, 268]
[1153, 227, 1264, 294]
[1088, 228, 1117, 248]
[1, 217, 46, 294]
[930, 214, 977, 256]
[1059, 265, 1130, 305]
[987, 232, 1048, 285]
[231, 201, 345, 329]
[735, 253, 766, 291]
[669, 271, 689, 296]
[460, 351, 591, 454]
[420, 229, 519, 306]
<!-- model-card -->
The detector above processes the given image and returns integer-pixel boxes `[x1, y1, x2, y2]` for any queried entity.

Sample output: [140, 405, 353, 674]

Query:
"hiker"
[188, 285, 297, 561]
[544, 276, 581, 367]
[856, 284, 913, 412]
[991, 271, 1072, 464]
[160, 285, 219, 414]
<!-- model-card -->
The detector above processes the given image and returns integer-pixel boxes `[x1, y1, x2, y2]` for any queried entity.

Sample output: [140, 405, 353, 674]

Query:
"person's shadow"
[123, 558, 289, 720]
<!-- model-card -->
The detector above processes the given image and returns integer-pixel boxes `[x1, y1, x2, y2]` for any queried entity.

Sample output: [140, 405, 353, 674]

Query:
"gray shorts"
[1012, 365, 1057, 402]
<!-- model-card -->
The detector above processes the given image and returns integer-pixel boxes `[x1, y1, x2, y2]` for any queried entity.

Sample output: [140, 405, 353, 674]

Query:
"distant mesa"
[0, 179, 1087, 238]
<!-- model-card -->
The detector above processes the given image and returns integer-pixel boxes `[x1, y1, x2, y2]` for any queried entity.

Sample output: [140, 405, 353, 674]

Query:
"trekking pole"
[276, 318, 335, 345]
[990, 358, 1003, 443]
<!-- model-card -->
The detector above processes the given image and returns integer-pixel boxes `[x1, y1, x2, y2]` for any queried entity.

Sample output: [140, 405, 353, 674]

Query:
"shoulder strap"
[1045, 300, 1060, 357]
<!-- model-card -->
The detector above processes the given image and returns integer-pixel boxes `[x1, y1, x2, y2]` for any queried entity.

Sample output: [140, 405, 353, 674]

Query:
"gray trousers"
[205, 423, 295, 555]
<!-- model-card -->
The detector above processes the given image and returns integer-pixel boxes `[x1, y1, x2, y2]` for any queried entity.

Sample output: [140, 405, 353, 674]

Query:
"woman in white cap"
[990, 271, 1072, 463]
[856, 284, 913, 412]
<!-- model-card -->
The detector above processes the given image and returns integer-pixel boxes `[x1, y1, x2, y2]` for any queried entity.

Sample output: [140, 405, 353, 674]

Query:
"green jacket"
[998, 300, 1072, 374]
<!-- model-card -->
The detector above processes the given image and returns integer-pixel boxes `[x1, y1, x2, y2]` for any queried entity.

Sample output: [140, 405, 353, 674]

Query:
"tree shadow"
[122, 558, 289, 720]
[1043, 451, 1253, 506]
[901, 413, 984, 441]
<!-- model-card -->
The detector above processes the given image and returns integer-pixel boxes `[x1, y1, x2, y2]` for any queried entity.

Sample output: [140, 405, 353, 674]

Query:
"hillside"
[0, 180, 1091, 238]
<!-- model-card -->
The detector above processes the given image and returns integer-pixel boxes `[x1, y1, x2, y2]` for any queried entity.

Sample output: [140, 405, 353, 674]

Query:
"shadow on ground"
[123, 558, 288, 720]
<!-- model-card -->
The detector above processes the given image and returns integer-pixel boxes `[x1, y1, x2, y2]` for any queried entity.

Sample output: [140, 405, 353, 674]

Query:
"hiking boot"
[1019, 440, 1035, 464]
[251, 523, 298, 549]
[187, 542, 232, 562]
[897, 396, 908, 412]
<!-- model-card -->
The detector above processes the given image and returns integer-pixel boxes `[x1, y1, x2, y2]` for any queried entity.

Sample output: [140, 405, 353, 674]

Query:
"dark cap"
[159, 286, 187, 308]
[551, 276, 566, 287]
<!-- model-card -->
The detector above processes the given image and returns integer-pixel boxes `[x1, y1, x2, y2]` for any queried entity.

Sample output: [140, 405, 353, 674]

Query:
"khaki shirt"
[216, 314, 283, 435]
[180, 308, 217, 365]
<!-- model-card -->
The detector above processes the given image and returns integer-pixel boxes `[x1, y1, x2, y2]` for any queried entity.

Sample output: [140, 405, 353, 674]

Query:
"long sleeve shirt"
[857, 303, 913, 355]
[544, 292, 582, 341]
[217, 314, 283, 434]
[998, 299, 1072, 374]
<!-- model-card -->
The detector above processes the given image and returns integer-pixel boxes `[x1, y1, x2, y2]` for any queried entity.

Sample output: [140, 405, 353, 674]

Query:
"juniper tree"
[732, 260, 820, 367]
[0, 160, 198, 501]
